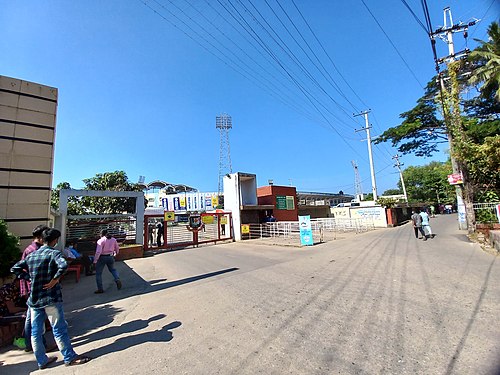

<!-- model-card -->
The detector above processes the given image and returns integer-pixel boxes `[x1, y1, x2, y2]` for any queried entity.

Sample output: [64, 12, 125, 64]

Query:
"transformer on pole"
[216, 113, 233, 197]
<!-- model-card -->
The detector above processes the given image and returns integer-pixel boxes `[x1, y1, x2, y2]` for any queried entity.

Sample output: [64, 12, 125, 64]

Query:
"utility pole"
[429, 7, 478, 231]
[392, 154, 408, 203]
[354, 110, 377, 201]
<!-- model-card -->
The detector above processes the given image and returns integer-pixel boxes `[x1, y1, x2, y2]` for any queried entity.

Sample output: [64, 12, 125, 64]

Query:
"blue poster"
[299, 215, 314, 246]
[173, 197, 180, 211]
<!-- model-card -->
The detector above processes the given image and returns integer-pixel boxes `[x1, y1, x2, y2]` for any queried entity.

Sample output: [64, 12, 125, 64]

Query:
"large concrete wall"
[0, 75, 58, 249]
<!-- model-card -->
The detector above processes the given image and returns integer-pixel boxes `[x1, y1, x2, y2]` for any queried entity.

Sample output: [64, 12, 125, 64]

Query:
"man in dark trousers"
[411, 210, 427, 241]
[11, 228, 91, 369]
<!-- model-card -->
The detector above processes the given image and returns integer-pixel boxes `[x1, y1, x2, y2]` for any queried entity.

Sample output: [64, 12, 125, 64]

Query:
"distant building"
[141, 180, 219, 212]
[0, 75, 58, 249]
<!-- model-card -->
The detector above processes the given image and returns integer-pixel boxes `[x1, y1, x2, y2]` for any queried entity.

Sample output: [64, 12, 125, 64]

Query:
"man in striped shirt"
[93, 229, 122, 294]
[20, 224, 49, 352]
[11, 228, 91, 369]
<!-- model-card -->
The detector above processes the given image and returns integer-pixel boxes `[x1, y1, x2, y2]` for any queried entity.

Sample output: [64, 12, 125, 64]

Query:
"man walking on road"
[11, 228, 91, 369]
[94, 229, 122, 294]
[411, 210, 427, 240]
[420, 210, 434, 239]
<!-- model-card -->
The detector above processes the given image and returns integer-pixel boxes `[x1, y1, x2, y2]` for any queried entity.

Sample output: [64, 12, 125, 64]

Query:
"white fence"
[473, 202, 500, 224]
[244, 217, 375, 246]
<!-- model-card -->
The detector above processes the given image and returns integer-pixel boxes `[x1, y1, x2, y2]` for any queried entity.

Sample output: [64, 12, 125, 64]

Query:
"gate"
[143, 211, 233, 251]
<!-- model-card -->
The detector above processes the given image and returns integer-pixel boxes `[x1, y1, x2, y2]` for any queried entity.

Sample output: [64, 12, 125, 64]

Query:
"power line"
[360, 0, 425, 89]
[290, 0, 369, 110]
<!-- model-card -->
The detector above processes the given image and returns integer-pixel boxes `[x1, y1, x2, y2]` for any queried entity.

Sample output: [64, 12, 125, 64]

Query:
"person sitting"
[65, 240, 94, 276]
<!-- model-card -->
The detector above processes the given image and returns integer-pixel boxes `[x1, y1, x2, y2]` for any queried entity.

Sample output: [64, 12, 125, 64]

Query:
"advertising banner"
[299, 215, 314, 246]
[447, 173, 463, 185]
[173, 197, 180, 211]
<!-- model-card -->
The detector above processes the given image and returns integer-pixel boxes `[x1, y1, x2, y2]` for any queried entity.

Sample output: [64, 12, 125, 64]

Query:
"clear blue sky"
[1, 0, 497, 195]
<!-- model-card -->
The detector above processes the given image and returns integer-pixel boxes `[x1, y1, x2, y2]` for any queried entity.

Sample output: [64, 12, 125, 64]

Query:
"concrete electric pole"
[429, 7, 478, 230]
[354, 110, 377, 201]
[392, 154, 408, 203]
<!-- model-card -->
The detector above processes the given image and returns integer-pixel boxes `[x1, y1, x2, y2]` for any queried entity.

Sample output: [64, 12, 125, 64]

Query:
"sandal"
[65, 355, 92, 366]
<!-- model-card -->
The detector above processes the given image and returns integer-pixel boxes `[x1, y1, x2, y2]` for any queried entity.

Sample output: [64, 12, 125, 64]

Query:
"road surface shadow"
[84, 320, 182, 358]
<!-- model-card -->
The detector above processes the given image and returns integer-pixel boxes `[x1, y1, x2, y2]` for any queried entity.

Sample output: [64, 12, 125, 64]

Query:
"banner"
[299, 215, 314, 246]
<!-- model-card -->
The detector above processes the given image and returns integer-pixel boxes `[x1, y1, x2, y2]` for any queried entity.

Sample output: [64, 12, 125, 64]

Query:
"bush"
[0, 220, 21, 278]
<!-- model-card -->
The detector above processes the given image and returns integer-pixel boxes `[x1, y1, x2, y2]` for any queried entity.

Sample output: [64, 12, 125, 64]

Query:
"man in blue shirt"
[420, 210, 434, 238]
[11, 228, 91, 369]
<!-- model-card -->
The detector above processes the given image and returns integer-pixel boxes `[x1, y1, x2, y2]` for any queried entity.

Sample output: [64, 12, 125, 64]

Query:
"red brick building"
[257, 185, 298, 222]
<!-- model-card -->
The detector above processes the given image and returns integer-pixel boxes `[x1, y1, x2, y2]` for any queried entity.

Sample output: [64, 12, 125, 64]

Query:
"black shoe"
[39, 356, 57, 370]
[116, 280, 122, 290]
[94, 289, 104, 294]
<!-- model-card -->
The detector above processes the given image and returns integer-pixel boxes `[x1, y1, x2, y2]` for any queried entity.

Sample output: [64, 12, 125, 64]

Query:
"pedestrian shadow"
[72, 314, 166, 347]
[66, 304, 123, 337]
[83, 321, 182, 358]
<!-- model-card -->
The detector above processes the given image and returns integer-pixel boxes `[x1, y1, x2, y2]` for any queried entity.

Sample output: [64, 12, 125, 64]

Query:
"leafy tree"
[0, 219, 21, 278]
[401, 161, 455, 203]
[382, 188, 403, 196]
[376, 197, 398, 208]
[51, 171, 144, 214]
[468, 22, 500, 101]
[81, 171, 142, 214]
[51, 182, 85, 215]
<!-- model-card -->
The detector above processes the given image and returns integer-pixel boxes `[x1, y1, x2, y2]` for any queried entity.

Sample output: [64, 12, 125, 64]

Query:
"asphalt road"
[1, 215, 499, 374]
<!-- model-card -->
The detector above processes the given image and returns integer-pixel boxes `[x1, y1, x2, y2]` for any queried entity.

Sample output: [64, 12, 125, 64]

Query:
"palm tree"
[468, 22, 500, 101]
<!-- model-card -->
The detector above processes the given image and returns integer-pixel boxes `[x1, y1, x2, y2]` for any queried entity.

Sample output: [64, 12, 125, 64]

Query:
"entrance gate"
[143, 211, 233, 251]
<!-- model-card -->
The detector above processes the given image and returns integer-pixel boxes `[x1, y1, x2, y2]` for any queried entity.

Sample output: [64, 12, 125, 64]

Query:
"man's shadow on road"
[72, 313, 166, 346]
[83, 320, 182, 358]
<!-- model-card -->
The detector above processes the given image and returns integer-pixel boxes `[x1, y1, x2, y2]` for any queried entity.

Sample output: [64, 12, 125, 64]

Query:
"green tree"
[402, 161, 455, 203]
[81, 171, 142, 214]
[0, 219, 21, 278]
[51, 182, 85, 215]
[382, 188, 403, 196]
[51, 171, 144, 214]
[468, 22, 500, 101]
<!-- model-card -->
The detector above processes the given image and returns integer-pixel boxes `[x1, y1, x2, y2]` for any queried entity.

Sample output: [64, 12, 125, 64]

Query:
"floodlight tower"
[216, 113, 233, 196]
[351, 160, 363, 201]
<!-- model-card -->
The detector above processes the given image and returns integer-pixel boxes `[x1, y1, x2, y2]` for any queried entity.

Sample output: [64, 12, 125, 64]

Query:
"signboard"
[241, 224, 250, 234]
[299, 215, 314, 246]
[448, 173, 463, 185]
[164, 211, 175, 222]
[211, 195, 219, 207]
[220, 216, 228, 225]
[286, 196, 295, 210]
[202, 215, 214, 224]
[276, 195, 287, 210]
[180, 196, 186, 209]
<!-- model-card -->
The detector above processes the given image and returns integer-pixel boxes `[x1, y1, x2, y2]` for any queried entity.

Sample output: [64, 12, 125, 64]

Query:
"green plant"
[376, 197, 398, 208]
[0, 220, 21, 278]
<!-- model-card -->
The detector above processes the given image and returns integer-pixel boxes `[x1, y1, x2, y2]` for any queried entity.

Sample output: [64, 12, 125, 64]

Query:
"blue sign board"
[299, 215, 314, 246]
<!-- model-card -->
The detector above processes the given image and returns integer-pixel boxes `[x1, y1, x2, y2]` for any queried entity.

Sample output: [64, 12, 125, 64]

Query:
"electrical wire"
[360, 0, 425, 89]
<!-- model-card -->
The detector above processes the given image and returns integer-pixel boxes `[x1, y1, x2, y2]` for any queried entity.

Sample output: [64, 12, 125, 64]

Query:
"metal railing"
[244, 217, 375, 245]
[473, 202, 500, 224]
